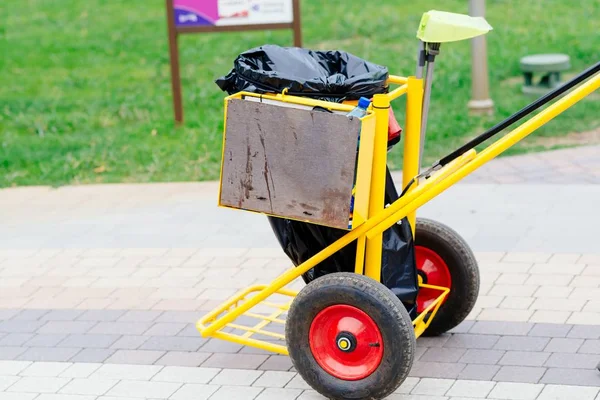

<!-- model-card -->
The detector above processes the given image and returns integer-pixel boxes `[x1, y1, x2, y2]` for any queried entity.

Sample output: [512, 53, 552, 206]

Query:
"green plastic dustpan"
[417, 10, 493, 43]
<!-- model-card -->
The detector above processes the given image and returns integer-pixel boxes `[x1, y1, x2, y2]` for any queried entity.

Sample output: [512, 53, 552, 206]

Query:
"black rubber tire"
[415, 218, 480, 336]
[286, 273, 415, 400]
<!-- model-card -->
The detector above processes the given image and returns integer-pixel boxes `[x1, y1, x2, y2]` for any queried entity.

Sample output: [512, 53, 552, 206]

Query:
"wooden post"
[166, 0, 302, 125]
[292, 0, 302, 47]
[166, 0, 183, 124]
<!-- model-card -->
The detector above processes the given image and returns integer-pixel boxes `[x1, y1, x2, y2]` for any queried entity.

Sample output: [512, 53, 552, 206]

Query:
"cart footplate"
[196, 283, 449, 355]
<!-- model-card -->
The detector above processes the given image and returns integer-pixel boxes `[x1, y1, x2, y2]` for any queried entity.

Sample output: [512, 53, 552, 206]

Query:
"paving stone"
[21, 362, 72, 377]
[528, 323, 573, 338]
[255, 388, 302, 400]
[544, 337, 584, 353]
[152, 366, 220, 384]
[285, 374, 311, 389]
[176, 324, 200, 337]
[106, 380, 181, 398]
[70, 349, 115, 363]
[394, 377, 420, 394]
[0, 347, 28, 360]
[478, 309, 534, 322]
[459, 349, 506, 366]
[155, 311, 199, 323]
[0, 375, 20, 391]
[143, 323, 186, 336]
[77, 310, 126, 322]
[202, 353, 268, 370]
[25, 334, 69, 348]
[488, 382, 543, 400]
[154, 351, 211, 367]
[529, 310, 572, 324]
[533, 286, 574, 299]
[444, 334, 499, 349]
[198, 339, 243, 353]
[414, 346, 427, 360]
[408, 362, 466, 379]
[0, 333, 35, 346]
[258, 355, 293, 371]
[253, 371, 296, 388]
[105, 350, 165, 365]
[58, 334, 121, 349]
[531, 298, 586, 312]
[493, 336, 549, 351]
[210, 368, 263, 386]
[117, 310, 162, 323]
[0, 310, 20, 321]
[89, 322, 154, 336]
[420, 348, 466, 363]
[60, 378, 119, 396]
[568, 325, 600, 339]
[109, 335, 148, 350]
[493, 366, 546, 383]
[411, 378, 454, 395]
[139, 336, 206, 352]
[541, 368, 600, 386]
[0, 360, 32, 375]
[0, 321, 46, 333]
[469, 321, 532, 336]
[17, 347, 81, 362]
[498, 351, 550, 367]
[59, 363, 102, 378]
[416, 335, 450, 348]
[537, 384, 599, 400]
[38, 322, 96, 335]
[448, 321, 474, 334]
[445, 380, 494, 398]
[91, 364, 162, 380]
[209, 385, 263, 400]
[12, 310, 50, 321]
[488, 285, 538, 297]
[0, 392, 38, 400]
[544, 352, 599, 369]
[579, 339, 600, 354]
[40, 310, 84, 321]
[170, 383, 219, 400]
[457, 364, 500, 381]
[7, 376, 70, 393]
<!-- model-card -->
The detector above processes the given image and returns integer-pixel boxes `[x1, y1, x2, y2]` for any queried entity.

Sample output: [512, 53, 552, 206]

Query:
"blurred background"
[1, 0, 599, 187]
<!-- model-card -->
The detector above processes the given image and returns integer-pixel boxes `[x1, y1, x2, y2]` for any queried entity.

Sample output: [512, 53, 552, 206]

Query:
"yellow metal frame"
[200, 71, 600, 354]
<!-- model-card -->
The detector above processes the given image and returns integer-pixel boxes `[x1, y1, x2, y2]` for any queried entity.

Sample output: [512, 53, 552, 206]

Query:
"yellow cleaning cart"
[197, 10, 600, 400]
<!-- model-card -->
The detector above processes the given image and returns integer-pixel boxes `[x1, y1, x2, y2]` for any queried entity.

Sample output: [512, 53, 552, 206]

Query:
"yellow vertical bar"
[364, 94, 390, 281]
[402, 77, 424, 236]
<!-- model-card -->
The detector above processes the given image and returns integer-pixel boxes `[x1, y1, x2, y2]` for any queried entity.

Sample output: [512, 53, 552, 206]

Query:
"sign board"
[166, 0, 302, 124]
[173, 0, 294, 27]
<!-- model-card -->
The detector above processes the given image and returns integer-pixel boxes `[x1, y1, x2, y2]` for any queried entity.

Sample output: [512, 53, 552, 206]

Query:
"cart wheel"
[415, 218, 479, 336]
[286, 273, 415, 400]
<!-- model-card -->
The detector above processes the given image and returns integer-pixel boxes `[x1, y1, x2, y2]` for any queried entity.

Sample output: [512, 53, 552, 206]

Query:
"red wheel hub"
[416, 246, 452, 313]
[309, 304, 384, 381]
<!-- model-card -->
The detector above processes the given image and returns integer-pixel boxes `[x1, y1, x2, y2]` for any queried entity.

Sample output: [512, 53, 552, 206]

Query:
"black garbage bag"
[216, 45, 389, 102]
[268, 169, 418, 318]
[216, 45, 418, 316]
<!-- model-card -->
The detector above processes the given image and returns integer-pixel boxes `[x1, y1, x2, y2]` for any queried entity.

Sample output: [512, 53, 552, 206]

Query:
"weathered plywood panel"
[220, 98, 361, 229]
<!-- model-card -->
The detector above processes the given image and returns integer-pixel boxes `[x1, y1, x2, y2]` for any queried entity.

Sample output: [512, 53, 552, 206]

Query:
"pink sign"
[173, 0, 218, 26]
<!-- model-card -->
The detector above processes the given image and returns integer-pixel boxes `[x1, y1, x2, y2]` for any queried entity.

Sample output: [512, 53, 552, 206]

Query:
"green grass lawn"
[1, 0, 599, 187]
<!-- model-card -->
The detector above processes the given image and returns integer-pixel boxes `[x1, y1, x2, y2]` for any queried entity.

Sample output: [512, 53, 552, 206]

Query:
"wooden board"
[220, 98, 361, 229]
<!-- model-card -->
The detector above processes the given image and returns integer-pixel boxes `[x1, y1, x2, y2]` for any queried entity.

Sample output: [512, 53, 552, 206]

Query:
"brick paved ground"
[0, 146, 599, 399]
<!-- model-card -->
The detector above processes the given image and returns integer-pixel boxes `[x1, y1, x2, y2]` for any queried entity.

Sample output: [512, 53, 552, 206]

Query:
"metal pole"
[418, 42, 440, 170]
[468, 0, 494, 115]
